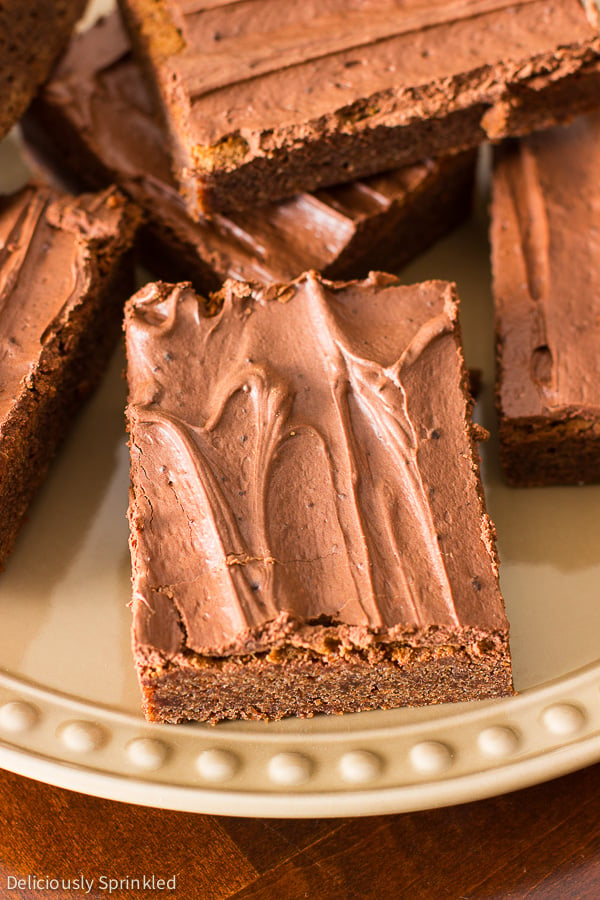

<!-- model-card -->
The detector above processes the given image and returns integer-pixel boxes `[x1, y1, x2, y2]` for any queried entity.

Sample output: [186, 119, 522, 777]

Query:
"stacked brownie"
[4, 0, 600, 722]
[22, 13, 478, 291]
[117, 0, 600, 216]
[112, 0, 598, 723]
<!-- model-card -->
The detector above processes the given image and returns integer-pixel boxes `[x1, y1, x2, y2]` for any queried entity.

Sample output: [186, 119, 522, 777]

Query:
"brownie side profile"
[118, 0, 600, 215]
[125, 273, 512, 724]
[0, 185, 140, 569]
[22, 13, 476, 293]
[0, 0, 87, 141]
[491, 114, 600, 486]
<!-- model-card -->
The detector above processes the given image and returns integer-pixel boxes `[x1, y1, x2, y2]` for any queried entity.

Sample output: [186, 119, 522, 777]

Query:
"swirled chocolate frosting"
[126, 273, 508, 660]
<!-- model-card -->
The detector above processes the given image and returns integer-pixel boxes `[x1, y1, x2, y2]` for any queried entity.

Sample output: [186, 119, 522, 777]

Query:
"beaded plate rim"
[1, 662, 599, 817]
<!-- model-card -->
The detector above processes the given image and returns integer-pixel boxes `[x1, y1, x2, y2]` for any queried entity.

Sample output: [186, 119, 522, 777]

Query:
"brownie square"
[0, 0, 87, 141]
[0, 184, 140, 569]
[491, 113, 600, 486]
[22, 13, 476, 293]
[118, 0, 600, 215]
[125, 273, 512, 724]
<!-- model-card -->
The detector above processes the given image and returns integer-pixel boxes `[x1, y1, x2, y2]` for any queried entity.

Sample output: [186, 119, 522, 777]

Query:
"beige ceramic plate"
[2, 78, 600, 817]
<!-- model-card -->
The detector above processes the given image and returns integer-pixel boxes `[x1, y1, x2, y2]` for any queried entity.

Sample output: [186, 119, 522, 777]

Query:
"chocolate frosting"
[0, 185, 131, 424]
[30, 13, 466, 285]
[120, 0, 600, 172]
[126, 274, 507, 660]
[492, 112, 600, 421]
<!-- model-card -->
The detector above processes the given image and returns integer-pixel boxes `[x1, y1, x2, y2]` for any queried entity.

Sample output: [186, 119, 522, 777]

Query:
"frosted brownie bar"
[125, 273, 512, 723]
[491, 114, 600, 486]
[0, 0, 86, 140]
[117, 0, 600, 215]
[0, 185, 139, 568]
[22, 13, 476, 293]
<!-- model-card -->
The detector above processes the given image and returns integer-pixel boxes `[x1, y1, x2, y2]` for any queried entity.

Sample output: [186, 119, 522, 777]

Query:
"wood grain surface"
[2, 762, 600, 899]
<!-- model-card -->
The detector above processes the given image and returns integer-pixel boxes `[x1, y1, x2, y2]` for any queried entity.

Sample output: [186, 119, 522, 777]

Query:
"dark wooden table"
[2, 761, 600, 899]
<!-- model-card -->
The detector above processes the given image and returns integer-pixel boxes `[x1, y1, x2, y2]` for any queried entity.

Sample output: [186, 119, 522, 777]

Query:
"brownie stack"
[21, 12, 478, 290]
[5, 0, 600, 723]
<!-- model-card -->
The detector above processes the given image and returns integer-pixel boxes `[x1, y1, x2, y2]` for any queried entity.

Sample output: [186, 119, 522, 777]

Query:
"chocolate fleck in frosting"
[22, 12, 476, 291]
[118, 0, 600, 214]
[125, 274, 512, 721]
[0, 184, 140, 568]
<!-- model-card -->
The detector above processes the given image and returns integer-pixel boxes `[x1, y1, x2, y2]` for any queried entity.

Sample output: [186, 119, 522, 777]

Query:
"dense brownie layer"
[141, 645, 513, 725]
[0, 0, 86, 141]
[22, 13, 476, 293]
[125, 273, 512, 723]
[491, 114, 600, 486]
[117, 0, 600, 215]
[0, 185, 140, 568]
